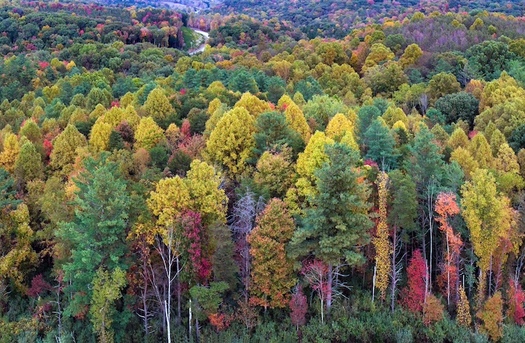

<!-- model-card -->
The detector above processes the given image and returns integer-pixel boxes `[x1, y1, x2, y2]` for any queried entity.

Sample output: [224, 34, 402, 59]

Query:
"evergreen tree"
[291, 143, 372, 268]
[357, 105, 381, 140]
[253, 111, 304, 158]
[57, 154, 131, 317]
[363, 118, 398, 170]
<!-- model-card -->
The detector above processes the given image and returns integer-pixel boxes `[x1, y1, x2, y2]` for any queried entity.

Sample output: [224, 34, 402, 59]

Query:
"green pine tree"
[57, 154, 131, 317]
[363, 118, 398, 170]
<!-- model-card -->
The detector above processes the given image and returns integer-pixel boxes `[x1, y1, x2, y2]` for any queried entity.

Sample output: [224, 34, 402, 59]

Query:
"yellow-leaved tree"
[143, 88, 174, 122]
[456, 285, 472, 328]
[247, 199, 296, 310]
[50, 124, 87, 177]
[284, 101, 311, 143]
[461, 169, 514, 300]
[89, 121, 113, 152]
[286, 131, 334, 212]
[0, 133, 19, 173]
[468, 133, 493, 169]
[135, 116, 165, 150]
[206, 107, 256, 178]
[373, 172, 391, 301]
[234, 92, 271, 118]
[325, 113, 356, 141]
[146, 160, 226, 342]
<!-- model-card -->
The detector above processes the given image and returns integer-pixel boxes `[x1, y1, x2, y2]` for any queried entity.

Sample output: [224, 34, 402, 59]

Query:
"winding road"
[189, 28, 209, 55]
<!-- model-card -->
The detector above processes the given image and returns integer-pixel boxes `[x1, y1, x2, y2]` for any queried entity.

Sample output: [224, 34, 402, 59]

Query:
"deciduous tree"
[477, 291, 503, 341]
[247, 199, 295, 309]
[143, 88, 174, 122]
[206, 107, 256, 178]
[401, 250, 427, 314]
[50, 124, 87, 177]
[435, 192, 462, 306]
[461, 169, 513, 299]
[373, 172, 391, 301]
[90, 267, 127, 343]
[135, 116, 165, 150]
[456, 285, 472, 328]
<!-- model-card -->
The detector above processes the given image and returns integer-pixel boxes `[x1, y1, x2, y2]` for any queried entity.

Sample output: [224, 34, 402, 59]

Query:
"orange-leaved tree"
[435, 192, 462, 306]
[247, 199, 296, 310]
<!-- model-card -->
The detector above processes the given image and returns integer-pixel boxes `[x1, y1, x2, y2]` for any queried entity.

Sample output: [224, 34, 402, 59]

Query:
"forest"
[3, 0, 525, 342]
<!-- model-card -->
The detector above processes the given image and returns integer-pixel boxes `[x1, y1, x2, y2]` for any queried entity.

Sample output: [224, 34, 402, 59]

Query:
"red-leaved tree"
[289, 287, 308, 330]
[508, 281, 525, 325]
[181, 210, 212, 285]
[401, 250, 427, 313]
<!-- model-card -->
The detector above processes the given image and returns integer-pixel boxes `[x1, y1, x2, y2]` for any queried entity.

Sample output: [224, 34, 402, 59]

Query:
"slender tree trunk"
[488, 256, 493, 297]
[372, 265, 376, 303]
[422, 230, 428, 305]
[196, 317, 200, 343]
[427, 187, 434, 295]
[176, 256, 181, 326]
[142, 279, 149, 338]
[320, 293, 324, 325]
[390, 227, 403, 313]
[166, 244, 172, 343]
[327, 264, 333, 316]
[54, 279, 63, 342]
[165, 300, 170, 343]
[189, 299, 192, 343]
[391, 229, 397, 312]
[446, 232, 450, 307]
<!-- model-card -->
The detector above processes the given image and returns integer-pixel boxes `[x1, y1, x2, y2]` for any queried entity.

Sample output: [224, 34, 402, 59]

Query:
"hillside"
[2, 1, 525, 342]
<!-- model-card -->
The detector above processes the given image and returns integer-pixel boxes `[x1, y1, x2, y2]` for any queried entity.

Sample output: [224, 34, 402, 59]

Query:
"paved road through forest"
[189, 28, 209, 55]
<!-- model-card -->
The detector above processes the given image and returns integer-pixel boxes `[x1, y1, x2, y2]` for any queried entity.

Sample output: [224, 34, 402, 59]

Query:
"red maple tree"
[401, 250, 427, 313]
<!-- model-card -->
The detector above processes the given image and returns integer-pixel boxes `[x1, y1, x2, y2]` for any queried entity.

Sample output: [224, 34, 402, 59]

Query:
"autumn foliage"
[373, 172, 391, 301]
[247, 199, 296, 309]
[289, 287, 308, 329]
[435, 192, 462, 305]
[401, 250, 427, 313]
[508, 281, 525, 325]
[477, 291, 504, 341]
[456, 286, 472, 328]
[4, 1, 525, 341]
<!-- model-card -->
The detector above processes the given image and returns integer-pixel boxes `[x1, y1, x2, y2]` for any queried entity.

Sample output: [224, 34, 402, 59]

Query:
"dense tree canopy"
[4, 1, 525, 342]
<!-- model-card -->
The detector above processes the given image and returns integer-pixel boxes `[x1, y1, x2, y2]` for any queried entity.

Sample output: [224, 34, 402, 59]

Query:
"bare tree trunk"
[372, 265, 376, 303]
[390, 228, 403, 312]
[176, 256, 181, 326]
[476, 269, 486, 309]
[166, 237, 172, 343]
[230, 190, 259, 303]
[189, 299, 192, 343]
[196, 317, 200, 343]
[488, 256, 493, 297]
[142, 279, 149, 338]
[53, 276, 64, 342]
[326, 265, 333, 315]
[446, 232, 450, 307]
[427, 185, 435, 297]
[151, 225, 182, 343]
[320, 292, 324, 325]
